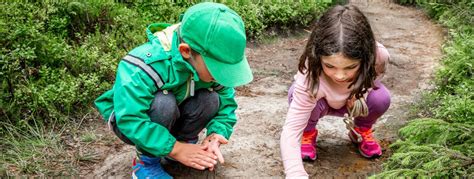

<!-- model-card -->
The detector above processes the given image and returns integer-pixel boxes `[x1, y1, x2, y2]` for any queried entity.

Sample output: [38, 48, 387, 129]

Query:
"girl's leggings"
[288, 81, 391, 131]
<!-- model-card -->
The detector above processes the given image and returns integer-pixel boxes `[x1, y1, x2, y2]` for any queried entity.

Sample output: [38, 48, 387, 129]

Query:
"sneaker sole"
[359, 150, 382, 159]
[352, 142, 382, 159]
[348, 133, 382, 159]
[302, 155, 317, 161]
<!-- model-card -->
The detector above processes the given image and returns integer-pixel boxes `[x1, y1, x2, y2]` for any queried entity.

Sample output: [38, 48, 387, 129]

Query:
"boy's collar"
[145, 23, 200, 82]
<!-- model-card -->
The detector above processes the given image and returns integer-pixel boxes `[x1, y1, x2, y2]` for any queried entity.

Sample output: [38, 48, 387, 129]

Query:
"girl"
[280, 5, 391, 177]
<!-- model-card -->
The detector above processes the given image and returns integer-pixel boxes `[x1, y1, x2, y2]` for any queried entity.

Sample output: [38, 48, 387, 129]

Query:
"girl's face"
[321, 53, 360, 85]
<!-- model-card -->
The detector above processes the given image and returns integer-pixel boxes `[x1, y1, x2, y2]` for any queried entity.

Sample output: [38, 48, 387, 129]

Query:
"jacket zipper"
[190, 75, 195, 97]
[181, 75, 195, 104]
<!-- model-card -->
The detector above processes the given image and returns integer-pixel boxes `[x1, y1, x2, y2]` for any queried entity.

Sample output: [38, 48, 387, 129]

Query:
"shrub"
[0, 1, 333, 175]
[1, 1, 332, 128]
[375, 1, 474, 178]
[0, 2, 128, 130]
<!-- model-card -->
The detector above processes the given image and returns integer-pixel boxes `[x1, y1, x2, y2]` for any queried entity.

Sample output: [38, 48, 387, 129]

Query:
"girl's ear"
[178, 43, 191, 60]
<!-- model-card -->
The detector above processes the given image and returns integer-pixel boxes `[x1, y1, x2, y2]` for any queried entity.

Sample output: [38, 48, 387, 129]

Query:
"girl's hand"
[168, 142, 218, 170]
[201, 133, 228, 171]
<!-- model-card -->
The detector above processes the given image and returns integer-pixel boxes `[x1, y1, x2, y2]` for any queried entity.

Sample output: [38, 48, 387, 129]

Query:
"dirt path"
[82, 1, 445, 178]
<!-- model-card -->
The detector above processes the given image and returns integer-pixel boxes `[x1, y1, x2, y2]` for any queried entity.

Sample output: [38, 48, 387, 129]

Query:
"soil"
[80, 1, 445, 178]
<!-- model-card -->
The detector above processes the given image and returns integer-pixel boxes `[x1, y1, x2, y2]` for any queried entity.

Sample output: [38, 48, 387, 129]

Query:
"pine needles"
[374, 1, 474, 177]
[375, 119, 473, 178]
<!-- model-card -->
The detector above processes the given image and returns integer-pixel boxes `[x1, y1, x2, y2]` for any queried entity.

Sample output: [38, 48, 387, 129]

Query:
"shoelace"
[344, 96, 369, 142]
[302, 131, 316, 144]
[355, 128, 375, 142]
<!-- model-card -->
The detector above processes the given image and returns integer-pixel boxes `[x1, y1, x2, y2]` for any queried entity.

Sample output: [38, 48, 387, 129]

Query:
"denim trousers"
[110, 89, 220, 155]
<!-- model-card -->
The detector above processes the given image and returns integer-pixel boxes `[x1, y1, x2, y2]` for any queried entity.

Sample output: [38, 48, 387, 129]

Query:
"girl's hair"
[298, 5, 377, 99]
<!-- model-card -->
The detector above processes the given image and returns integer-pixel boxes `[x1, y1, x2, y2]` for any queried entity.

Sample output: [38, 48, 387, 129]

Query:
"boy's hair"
[298, 5, 376, 99]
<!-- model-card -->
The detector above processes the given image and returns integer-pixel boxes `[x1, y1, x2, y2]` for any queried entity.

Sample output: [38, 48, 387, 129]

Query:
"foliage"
[375, 119, 473, 178]
[0, 120, 72, 176]
[394, 0, 467, 5]
[0, 1, 332, 126]
[229, 1, 331, 40]
[375, 1, 474, 178]
[0, 1, 332, 175]
[0, 2, 133, 131]
[418, 1, 473, 123]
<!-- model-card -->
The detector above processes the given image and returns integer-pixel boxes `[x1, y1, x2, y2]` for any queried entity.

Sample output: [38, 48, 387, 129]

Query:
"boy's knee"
[202, 89, 219, 114]
[197, 88, 218, 100]
[205, 90, 219, 109]
[148, 90, 180, 129]
[182, 89, 219, 119]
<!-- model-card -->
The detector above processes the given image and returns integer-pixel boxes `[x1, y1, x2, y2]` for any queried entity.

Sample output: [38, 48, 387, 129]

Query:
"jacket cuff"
[206, 123, 232, 140]
[162, 135, 177, 156]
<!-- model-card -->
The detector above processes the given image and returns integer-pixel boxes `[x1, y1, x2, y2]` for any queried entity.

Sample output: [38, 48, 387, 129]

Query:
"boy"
[94, 2, 252, 178]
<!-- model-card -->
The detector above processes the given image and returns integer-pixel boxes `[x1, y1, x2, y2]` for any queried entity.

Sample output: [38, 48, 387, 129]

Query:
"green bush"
[375, 1, 474, 178]
[229, 3, 266, 39]
[394, 0, 465, 5]
[397, 119, 473, 150]
[0, 1, 333, 175]
[0, 2, 132, 130]
[375, 119, 473, 178]
[1, 1, 332, 128]
[421, 1, 473, 124]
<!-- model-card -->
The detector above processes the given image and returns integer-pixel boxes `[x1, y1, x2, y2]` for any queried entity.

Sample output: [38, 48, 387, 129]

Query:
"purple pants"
[288, 81, 391, 131]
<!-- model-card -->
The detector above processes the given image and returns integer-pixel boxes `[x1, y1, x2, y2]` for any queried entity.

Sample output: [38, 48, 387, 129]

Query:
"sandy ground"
[81, 1, 445, 178]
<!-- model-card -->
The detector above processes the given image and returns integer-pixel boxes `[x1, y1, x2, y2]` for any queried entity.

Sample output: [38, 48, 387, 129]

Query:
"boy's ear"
[178, 43, 191, 60]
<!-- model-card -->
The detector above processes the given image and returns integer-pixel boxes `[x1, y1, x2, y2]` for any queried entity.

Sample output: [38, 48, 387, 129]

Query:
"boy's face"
[188, 53, 215, 83]
[179, 43, 215, 82]
[321, 53, 360, 85]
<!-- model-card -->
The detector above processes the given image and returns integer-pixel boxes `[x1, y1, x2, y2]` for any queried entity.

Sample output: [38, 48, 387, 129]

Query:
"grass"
[373, 1, 474, 177]
[258, 28, 310, 45]
[1, 103, 121, 177]
[80, 130, 97, 143]
[0, 111, 104, 176]
[0, 120, 74, 176]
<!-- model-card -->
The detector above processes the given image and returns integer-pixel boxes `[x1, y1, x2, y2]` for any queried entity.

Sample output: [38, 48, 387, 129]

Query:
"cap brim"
[202, 55, 253, 87]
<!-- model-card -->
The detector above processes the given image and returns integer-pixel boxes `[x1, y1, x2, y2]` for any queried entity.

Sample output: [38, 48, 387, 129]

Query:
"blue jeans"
[111, 88, 220, 156]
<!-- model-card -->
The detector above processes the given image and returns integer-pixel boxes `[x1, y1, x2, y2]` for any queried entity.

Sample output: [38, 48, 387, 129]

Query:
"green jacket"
[94, 23, 238, 157]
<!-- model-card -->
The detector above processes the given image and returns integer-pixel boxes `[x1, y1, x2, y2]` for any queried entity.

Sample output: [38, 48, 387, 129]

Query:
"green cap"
[180, 2, 253, 87]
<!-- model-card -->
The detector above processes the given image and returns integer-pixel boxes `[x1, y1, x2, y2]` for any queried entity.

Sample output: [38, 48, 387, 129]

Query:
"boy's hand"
[201, 133, 228, 171]
[168, 142, 218, 170]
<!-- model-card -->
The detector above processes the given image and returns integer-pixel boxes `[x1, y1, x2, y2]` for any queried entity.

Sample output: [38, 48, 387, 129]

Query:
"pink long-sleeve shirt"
[280, 43, 390, 178]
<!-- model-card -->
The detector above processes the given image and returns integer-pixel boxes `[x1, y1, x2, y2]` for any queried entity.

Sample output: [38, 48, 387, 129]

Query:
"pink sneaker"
[301, 128, 318, 161]
[349, 127, 382, 158]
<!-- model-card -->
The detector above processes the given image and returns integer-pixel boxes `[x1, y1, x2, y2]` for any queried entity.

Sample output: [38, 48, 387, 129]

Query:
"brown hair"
[298, 5, 376, 99]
